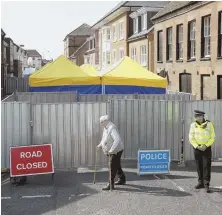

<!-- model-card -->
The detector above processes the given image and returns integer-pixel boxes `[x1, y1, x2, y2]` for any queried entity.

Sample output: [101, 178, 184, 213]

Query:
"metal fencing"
[1, 102, 31, 168]
[109, 99, 182, 161]
[14, 92, 78, 104]
[183, 100, 222, 160]
[1, 99, 221, 169]
[5, 77, 29, 94]
[78, 93, 195, 102]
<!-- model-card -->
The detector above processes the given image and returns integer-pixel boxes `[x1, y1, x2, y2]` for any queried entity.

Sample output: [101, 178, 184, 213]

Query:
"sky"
[1, 1, 119, 60]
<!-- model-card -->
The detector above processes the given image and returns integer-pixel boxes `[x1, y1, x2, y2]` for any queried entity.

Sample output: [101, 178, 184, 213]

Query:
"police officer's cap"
[194, 110, 205, 116]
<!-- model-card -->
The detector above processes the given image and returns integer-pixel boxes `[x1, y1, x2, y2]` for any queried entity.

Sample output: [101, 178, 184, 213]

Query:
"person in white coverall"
[97, 115, 126, 190]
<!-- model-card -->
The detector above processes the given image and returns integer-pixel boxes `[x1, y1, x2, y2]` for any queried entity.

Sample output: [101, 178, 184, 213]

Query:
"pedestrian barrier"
[1, 97, 221, 169]
[5, 77, 29, 94]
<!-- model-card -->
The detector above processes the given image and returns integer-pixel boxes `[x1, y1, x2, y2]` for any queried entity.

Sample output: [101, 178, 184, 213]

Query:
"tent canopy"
[29, 55, 101, 94]
[101, 57, 167, 94]
[30, 62, 53, 77]
[80, 64, 98, 75]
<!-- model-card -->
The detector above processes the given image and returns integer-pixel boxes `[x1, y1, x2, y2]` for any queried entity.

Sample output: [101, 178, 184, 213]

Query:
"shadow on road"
[115, 183, 192, 197]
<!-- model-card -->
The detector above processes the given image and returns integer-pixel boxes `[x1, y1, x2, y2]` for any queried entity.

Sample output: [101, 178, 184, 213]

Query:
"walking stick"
[93, 148, 98, 184]
[109, 154, 112, 191]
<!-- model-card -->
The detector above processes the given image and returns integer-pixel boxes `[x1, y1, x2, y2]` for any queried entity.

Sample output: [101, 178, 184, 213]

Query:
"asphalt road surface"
[1, 163, 222, 215]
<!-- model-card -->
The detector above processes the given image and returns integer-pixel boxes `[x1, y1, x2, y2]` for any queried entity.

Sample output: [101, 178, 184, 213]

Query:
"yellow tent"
[101, 56, 167, 94]
[29, 55, 101, 94]
[30, 61, 53, 77]
[80, 64, 98, 75]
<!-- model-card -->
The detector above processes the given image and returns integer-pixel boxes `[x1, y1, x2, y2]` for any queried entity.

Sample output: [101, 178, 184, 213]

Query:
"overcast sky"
[1, 1, 118, 60]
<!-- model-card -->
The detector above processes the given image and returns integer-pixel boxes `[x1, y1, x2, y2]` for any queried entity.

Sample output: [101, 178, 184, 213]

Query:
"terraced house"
[91, 1, 168, 70]
[151, 1, 222, 100]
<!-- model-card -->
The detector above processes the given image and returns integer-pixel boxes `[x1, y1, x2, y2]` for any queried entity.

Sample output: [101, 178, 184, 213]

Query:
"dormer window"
[141, 13, 147, 31]
[89, 39, 95, 50]
[133, 17, 138, 34]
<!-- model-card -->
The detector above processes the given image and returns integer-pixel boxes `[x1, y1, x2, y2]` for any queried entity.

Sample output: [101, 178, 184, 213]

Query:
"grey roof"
[64, 23, 92, 40]
[26, 50, 42, 57]
[128, 26, 154, 41]
[92, 1, 168, 28]
[151, 1, 195, 20]
[1, 28, 6, 36]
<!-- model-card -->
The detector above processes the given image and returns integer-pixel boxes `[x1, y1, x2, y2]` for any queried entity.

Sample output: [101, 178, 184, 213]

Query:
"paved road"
[1, 164, 222, 215]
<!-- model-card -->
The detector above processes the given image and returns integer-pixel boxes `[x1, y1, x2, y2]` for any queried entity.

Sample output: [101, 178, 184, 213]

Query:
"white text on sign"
[140, 153, 168, 160]
[20, 151, 42, 158]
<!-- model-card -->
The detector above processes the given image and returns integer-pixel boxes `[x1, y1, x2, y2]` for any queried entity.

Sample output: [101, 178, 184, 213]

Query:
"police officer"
[97, 115, 126, 191]
[189, 110, 215, 193]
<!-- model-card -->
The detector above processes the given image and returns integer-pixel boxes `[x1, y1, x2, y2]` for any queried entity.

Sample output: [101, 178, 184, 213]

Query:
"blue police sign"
[137, 150, 170, 175]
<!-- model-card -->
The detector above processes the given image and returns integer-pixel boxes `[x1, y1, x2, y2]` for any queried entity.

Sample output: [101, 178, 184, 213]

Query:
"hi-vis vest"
[189, 120, 215, 149]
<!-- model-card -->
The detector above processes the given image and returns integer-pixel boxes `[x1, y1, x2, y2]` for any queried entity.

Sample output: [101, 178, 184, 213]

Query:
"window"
[218, 11, 222, 57]
[166, 27, 173, 61]
[141, 13, 147, 30]
[176, 24, 183, 59]
[119, 22, 124, 39]
[188, 20, 196, 59]
[119, 48, 124, 59]
[113, 25, 116, 41]
[140, 45, 147, 66]
[102, 52, 105, 63]
[131, 47, 136, 61]
[106, 52, 111, 64]
[157, 30, 163, 62]
[201, 15, 211, 58]
[113, 50, 117, 62]
[106, 28, 111, 40]
[133, 18, 138, 33]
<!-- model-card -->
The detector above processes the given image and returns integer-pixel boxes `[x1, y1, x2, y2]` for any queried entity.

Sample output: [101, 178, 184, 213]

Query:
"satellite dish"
[27, 57, 33, 67]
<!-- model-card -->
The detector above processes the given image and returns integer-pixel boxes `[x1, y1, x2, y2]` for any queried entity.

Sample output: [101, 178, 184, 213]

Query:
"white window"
[119, 22, 124, 39]
[113, 25, 117, 41]
[178, 25, 183, 59]
[157, 30, 163, 62]
[140, 45, 147, 66]
[102, 52, 105, 63]
[106, 28, 111, 40]
[113, 50, 117, 62]
[106, 52, 111, 64]
[190, 21, 196, 58]
[167, 27, 172, 60]
[131, 47, 136, 61]
[203, 16, 211, 57]
[119, 48, 124, 59]
[141, 13, 147, 30]
[133, 18, 138, 33]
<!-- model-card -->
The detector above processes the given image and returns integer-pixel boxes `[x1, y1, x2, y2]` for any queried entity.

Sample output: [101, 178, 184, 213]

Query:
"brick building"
[151, 1, 222, 100]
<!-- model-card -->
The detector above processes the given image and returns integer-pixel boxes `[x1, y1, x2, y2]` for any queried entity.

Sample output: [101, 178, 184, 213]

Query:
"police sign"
[137, 149, 170, 175]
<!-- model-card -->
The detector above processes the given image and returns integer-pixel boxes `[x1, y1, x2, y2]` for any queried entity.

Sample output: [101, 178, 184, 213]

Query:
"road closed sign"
[10, 144, 54, 177]
[137, 149, 170, 175]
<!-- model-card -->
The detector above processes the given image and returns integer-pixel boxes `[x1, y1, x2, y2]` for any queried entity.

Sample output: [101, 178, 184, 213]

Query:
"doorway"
[217, 75, 222, 99]
[179, 73, 192, 93]
[200, 75, 211, 100]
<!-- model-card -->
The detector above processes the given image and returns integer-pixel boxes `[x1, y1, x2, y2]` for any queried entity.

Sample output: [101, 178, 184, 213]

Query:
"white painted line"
[70, 193, 90, 197]
[1, 197, 11, 200]
[21, 195, 51, 199]
[164, 175, 185, 192]
[211, 186, 222, 189]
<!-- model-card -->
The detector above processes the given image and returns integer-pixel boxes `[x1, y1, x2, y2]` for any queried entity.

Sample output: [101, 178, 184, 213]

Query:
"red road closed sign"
[10, 144, 54, 177]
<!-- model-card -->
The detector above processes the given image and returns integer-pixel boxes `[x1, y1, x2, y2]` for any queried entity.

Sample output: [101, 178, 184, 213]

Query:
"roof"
[151, 1, 195, 21]
[1, 29, 6, 36]
[92, 1, 168, 28]
[26, 50, 42, 57]
[64, 23, 93, 41]
[128, 26, 154, 41]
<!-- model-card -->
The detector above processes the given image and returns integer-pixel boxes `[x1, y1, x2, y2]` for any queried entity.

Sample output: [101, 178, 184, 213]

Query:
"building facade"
[128, 4, 167, 72]
[63, 23, 93, 58]
[151, 1, 222, 100]
[5, 37, 14, 75]
[14, 44, 28, 76]
[1, 29, 7, 98]
[26, 50, 42, 70]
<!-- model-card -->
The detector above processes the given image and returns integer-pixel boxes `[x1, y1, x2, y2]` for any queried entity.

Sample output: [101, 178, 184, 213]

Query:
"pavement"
[1, 162, 222, 215]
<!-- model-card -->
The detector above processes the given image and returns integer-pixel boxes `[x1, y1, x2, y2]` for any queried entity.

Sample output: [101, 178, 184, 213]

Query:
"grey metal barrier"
[109, 99, 183, 161]
[5, 77, 29, 94]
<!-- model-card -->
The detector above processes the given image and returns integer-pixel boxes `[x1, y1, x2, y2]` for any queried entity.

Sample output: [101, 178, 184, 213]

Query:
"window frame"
[131, 47, 136, 61]
[119, 48, 124, 59]
[142, 13, 147, 31]
[106, 52, 111, 64]
[119, 22, 124, 40]
[157, 30, 163, 62]
[113, 49, 117, 63]
[133, 17, 138, 34]
[201, 15, 211, 58]
[106, 27, 111, 41]
[113, 25, 117, 42]
[218, 11, 222, 58]
[188, 20, 196, 60]
[176, 24, 183, 60]
[140, 45, 147, 66]
[166, 27, 173, 61]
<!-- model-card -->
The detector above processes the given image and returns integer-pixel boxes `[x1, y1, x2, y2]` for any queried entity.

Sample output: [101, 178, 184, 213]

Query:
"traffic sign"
[10, 144, 54, 177]
[137, 149, 170, 175]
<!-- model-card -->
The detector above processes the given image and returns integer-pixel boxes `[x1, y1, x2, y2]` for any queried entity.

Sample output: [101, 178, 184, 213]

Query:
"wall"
[154, 1, 222, 99]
